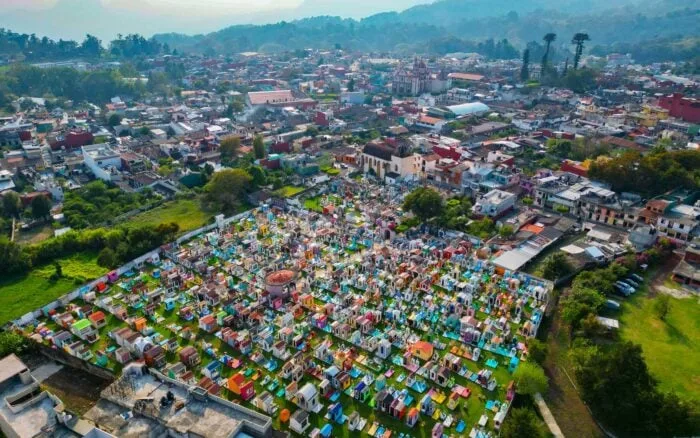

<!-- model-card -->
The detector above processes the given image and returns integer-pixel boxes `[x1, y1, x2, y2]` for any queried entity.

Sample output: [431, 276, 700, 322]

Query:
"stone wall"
[36, 343, 116, 382]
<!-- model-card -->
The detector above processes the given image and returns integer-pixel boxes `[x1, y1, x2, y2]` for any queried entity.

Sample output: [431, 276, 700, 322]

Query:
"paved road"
[534, 392, 565, 438]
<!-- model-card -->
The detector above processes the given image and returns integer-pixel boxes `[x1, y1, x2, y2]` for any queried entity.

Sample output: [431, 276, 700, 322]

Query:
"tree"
[572, 33, 591, 69]
[522, 196, 534, 206]
[498, 224, 514, 239]
[563, 68, 598, 93]
[466, 217, 495, 239]
[440, 197, 472, 230]
[253, 135, 266, 159]
[561, 286, 606, 332]
[540, 252, 573, 280]
[2, 191, 21, 218]
[652, 294, 671, 321]
[80, 34, 102, 58]
[403, 187, 444, 222]
[513, 362, 548, 395]
[541, 33, 556, 76]
[203, 168, 253, 215]
[501, 408, 546, 438]
[248, 165, 267, 187]
[108, 113, 123, 127]
[0, 332, 29, 358]
[219, 136, 241, 164]
[0, 236, 30, 275]
[30, 194, 52, 220]
[527, 339, 548, 365]
[97, 247, 119, 268]
[306, 126, 320, 137]
[347, 77, 355, 92]
[520, 48, 530, 82]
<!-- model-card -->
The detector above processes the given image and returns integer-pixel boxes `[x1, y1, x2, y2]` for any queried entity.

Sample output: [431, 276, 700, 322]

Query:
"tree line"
[426, 37, 520, 59]
[0, 29, 172, 61]
[0, 221, 180, 277]
[589, 149, 700, 197]
[0, 64, 147, 107]
[61, 181, 158, 229]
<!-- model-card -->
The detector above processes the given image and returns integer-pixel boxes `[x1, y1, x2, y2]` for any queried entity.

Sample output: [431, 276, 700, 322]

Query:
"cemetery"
[14, 180, 552, 438]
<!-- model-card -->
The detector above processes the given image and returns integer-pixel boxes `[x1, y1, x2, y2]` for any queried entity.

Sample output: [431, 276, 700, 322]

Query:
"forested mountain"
[1, 0, 698, 62]
[151, 0, 700, 61]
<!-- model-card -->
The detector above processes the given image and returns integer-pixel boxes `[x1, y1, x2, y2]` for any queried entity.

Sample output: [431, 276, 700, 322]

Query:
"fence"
[12, 248, 162, 327]
[11, 208, 258, 328]
[36, 343, 116, 381]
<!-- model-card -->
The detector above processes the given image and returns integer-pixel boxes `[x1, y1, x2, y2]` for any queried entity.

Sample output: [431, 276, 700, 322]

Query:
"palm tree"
[571, 33, 590, 70]
[541, 33, 557, 74]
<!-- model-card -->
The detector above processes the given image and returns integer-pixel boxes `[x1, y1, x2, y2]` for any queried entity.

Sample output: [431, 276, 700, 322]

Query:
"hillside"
[153, 0, 700, 60]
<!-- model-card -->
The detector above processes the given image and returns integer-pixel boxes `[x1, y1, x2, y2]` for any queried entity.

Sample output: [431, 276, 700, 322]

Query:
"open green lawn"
[126, 198, 210, 233]
[618, 286, 700, 400]
[0, 252, 107, 325]
[273, 186, 305, 198]
[304, 196, 323, 212]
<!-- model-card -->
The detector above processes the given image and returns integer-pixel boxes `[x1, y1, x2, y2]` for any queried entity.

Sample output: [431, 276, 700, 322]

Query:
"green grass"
[618, 286, 700, 400]
[0, 252, 107, 325]
[304, 197, 323, 212]
[273, 186, 305, 198]
[126, 199, 210, 233]
[321, 166, 340, 176]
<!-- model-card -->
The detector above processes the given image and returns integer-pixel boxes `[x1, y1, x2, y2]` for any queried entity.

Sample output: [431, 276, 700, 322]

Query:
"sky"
[0, 0, 430, 41]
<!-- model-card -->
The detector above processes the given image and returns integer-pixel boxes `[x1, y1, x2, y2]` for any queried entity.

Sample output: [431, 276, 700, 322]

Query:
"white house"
[472, 189, 517, 218]
[82, 143, 121, 182]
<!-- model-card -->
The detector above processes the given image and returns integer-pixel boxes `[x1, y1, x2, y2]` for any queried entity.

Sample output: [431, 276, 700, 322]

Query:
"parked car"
[605, 299, 621, 310]
[614, 284, 631, 297]
[618, 281, 636, 293]
[625, 278, 640, 288]
[614, 282, 633, 296]
[631, 273, 644, 283]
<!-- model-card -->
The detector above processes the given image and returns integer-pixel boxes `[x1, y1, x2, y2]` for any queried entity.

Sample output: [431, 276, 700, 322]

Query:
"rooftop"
[89, 368, 271, 438]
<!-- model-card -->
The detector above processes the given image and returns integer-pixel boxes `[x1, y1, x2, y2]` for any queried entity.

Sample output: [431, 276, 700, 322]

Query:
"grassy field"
[0, 252, 107, 325]
[540, 288, 604, 438]
[273, 185, 305, 198]
[126, 198, 210, 233]
[618, 285, 700, 399]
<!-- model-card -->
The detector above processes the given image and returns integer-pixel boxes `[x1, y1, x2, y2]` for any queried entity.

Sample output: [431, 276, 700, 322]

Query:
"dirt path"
[541, 293, 605, 438]
[534, 393, 565, 438]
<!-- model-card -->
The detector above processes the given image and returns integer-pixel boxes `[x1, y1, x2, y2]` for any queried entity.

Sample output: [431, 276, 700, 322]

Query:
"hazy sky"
[1, 0, 430, 40]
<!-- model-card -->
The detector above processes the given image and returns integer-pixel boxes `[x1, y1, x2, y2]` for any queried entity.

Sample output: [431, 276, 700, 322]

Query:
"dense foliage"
[0, 29, 169, 61]
[402, 187, 444, 222]
[0, 29, 101, 60]
[501, 407, 546, 438]
[591, 36, 700, 64]
[0, 64, 147, 106]
[588, 149, 700, 196]
[0, 222, 179, 276]
[570, 341, 700, 437]
[203, 168, 254, 215]
[63, 181, 157, 228]
[513, 362, 549, 396]
[426, 37, 519, 58]
[0, 332, 30, 358]
[539, 252, 574, 281]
